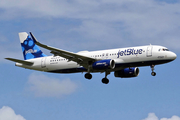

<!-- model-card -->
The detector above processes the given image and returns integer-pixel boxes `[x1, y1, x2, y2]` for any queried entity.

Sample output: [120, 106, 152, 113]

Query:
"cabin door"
[41, 57, 46, 68]
[147, 46, 153, 57]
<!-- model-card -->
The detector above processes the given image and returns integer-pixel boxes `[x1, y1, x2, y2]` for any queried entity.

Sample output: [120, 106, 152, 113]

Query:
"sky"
[0, 0, 180, 120]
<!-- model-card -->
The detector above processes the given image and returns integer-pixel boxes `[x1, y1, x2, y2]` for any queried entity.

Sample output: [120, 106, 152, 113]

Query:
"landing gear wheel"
[102, 78, 109, 84]
[85, 73, 92, 79]
[150, 65, 156, 76]
[151, 72, 156, 76]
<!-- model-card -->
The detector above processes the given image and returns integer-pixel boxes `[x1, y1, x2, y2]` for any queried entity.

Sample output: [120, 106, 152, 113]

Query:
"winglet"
[29, 32, 38, 43]
[29, 32, 49, 49]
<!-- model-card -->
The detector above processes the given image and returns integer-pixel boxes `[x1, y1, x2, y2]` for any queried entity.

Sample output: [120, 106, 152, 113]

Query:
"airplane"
[5, 32, 177, 84]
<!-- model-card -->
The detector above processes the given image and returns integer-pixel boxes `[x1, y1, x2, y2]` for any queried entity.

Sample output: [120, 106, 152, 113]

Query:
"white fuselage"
[16, 45, 177, 73]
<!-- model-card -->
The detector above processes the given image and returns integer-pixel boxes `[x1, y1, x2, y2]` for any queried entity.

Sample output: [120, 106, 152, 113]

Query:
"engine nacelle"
[114, 67, 139, 78]
[92, 59, 115, 70]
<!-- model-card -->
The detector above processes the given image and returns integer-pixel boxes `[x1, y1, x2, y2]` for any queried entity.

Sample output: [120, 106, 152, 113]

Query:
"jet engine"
[92, 59, 115, 70]
[114, 67, 139, 78]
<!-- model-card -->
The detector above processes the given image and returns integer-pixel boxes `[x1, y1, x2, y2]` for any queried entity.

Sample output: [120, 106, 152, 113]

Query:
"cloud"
[1, 0, 180, 52]
[143, 113, 180, 120]
[161, 116, 180, 120]
[143, 113, 159, 120]
[27, 73, 78, 97]
[0, 106, 26, 120]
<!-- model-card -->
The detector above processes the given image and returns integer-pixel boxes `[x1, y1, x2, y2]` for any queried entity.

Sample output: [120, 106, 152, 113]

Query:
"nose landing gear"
[150, 65, 156, 76]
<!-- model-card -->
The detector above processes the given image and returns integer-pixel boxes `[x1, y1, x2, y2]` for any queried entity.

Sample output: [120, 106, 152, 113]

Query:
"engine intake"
[114, 67, 139, 78]
[92, 59, 115, 70]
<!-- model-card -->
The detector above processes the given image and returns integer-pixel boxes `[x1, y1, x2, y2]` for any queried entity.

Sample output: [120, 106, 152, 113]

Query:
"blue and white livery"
[19, 32, 47, 60]
[5, 32, 177, 84]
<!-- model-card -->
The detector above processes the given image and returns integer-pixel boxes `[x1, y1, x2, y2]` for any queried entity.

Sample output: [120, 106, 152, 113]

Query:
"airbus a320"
[5, 32, 177, 84]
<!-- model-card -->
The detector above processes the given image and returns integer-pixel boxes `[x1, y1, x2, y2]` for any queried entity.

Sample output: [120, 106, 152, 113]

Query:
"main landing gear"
[84, 71, 110, 84]
[101, 78, 109, 84]
[150, 65, 156, 76]
[84, 73, 92, 79]
[101, 71, 110, 84]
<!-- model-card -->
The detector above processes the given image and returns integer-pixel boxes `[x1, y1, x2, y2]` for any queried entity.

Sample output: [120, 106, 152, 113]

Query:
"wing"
[5, 58, 34, 66]
[30, 32, 96, 68]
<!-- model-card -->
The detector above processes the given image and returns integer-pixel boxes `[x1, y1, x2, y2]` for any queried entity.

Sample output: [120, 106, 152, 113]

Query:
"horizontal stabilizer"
[5, 58, 34, 66]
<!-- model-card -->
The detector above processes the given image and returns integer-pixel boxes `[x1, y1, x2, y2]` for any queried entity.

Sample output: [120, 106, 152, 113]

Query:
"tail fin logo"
[25, 49, 37, 55]
[21, 35, 47, 60]
[23, 36, 37, 55]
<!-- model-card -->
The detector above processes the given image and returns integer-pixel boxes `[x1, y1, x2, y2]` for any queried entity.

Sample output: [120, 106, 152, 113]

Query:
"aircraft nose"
[169, 52, 177, 60]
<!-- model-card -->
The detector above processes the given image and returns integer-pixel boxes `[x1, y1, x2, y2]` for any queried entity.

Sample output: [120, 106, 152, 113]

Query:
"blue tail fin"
[19, 32, 47, 60]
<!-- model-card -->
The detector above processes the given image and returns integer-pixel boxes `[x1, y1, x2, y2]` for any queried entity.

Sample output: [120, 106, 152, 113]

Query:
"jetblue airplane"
[5, 32, 177, 84]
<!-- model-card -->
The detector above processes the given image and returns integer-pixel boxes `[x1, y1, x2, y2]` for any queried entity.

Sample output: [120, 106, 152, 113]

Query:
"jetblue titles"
[25, 49, 37, 55]
[117, 48, 143, 58]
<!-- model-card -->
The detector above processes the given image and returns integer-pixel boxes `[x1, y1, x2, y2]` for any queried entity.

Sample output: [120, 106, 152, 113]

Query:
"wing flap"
[5, 58, 34, 66]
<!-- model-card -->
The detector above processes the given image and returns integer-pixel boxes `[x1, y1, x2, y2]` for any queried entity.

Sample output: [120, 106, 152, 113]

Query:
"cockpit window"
[163, 48, 169, 51]
[159, 48, 169, 51]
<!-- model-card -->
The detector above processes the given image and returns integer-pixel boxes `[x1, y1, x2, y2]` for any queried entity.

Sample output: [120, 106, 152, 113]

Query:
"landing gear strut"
[150, 65, 156, 76]
[85, 66, 92, 80]
[101, 71, 110, 84]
